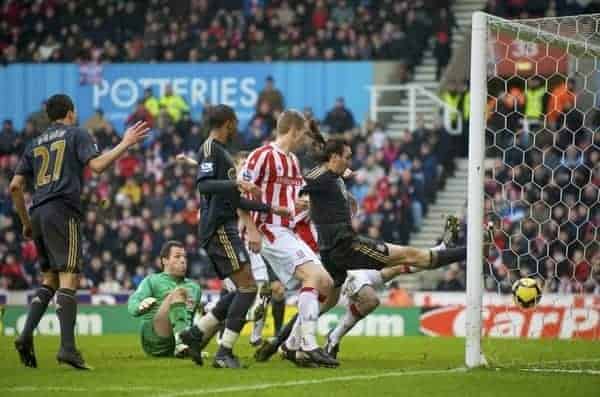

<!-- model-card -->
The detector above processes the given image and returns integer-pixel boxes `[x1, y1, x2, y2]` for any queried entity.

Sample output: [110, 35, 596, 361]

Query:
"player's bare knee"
[42, 272, 59, 290]
[271, 281, 285, 301]
[59, 272, 79, 290]
[317, 271, 334, 293]
[232, 264, 257, 291]
[357, 286, 380, 313]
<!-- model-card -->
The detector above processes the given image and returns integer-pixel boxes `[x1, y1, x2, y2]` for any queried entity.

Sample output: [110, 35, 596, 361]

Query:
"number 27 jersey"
[15, 122, 100, 215]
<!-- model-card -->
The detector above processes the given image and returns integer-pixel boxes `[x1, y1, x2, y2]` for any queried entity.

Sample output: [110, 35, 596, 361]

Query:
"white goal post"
[466, 11, 600, 368]
[465, 11, 488, 369]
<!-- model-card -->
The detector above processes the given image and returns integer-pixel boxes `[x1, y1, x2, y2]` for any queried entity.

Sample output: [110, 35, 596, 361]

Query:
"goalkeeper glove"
[138, 297, 157, 314]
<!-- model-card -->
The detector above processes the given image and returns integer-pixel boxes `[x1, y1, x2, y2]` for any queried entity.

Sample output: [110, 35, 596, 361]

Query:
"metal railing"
[366, 84, 463, 134]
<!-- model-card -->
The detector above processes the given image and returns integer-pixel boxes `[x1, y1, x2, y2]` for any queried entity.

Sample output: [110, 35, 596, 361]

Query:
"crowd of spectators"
[434, 75, 600, 294]
[1, 0, 453, 76]
[0, 77, 456, 291]
[484, 0, 600, 19]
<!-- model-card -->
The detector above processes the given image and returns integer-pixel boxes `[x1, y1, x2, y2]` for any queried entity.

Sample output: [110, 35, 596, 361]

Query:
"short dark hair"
[159, 240, 184, 267]
[315, 138, 349, 163]
[207, 104, 236, 130]
[46, 94, 74, 121]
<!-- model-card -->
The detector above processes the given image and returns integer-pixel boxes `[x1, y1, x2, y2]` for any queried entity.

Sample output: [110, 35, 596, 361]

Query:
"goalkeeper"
[128, 240, 204, 365]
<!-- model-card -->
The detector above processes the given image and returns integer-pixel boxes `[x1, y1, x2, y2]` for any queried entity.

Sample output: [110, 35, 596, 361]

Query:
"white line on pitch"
[154, 368, 466, 397]
[1, 368, 465, 395]
[521, 368, 600, 376]
[5, 386, 163, 393]
[534, 358, 600, 365]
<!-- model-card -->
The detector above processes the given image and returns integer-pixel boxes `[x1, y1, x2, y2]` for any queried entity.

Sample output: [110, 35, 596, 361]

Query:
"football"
[512, 278, 542, 308]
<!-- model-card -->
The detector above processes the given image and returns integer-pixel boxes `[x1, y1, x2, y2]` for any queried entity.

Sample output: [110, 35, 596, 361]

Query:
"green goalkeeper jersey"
[127, 272, 202, 324]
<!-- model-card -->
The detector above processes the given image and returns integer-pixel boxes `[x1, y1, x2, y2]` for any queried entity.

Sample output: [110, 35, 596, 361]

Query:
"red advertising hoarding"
[420, 305, 600, 340]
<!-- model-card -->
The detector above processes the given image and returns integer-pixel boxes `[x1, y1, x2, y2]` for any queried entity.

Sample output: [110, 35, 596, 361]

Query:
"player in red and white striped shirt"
[241, 110, 337, 367]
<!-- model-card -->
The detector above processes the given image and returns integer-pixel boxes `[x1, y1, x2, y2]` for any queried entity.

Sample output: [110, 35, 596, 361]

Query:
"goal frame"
[465, 11, 488, 368]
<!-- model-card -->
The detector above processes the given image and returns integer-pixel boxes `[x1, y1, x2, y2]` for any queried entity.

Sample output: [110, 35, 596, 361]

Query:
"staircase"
[394, 159, 469, 291]
[386, 0, 488, 133]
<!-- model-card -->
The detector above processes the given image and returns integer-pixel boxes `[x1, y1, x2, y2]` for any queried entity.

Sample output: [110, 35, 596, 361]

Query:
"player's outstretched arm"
[88, 121, 150, 174]
[127, 276, 155, 317]
[9, 174, 32, 240]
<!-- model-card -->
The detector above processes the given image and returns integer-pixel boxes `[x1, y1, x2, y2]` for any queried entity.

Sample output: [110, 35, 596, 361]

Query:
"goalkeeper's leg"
[146, 288, 203, 365]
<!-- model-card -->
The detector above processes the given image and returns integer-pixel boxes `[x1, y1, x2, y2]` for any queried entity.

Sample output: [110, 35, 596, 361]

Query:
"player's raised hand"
[238, 180, 261, 197]
[138, 297, 157, 314]
[342, 168, 355, 179]
[122, 121, 150, 147]
[272, 205, 292, 218]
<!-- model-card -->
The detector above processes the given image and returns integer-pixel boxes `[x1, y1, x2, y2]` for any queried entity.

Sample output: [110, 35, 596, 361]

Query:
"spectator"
[547, 77, 576, 127]
[257, 76, 285, 113]
[433, 28, 451, 80]
[26, 102, 50, 133]
[0, 252, 28, 290]
[98, 269, 121, 293]
[117, 178, 142, 206]
[84, 108, 112, 134]
[331, 0, 355, 25]
[159, 84, 189, 123]
[126, 100, 154, 128]
[436, 266, 464, 291]
[143, 87, 160, 118]
[324, 97, 355, 133]
[0, 119, 21, 155]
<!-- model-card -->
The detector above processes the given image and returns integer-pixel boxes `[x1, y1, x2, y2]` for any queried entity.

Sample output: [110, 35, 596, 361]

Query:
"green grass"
[1, 335, 599, 397]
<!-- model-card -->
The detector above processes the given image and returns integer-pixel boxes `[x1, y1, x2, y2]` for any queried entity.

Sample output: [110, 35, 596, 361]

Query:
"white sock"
[195, 311, 219, 335]
[298, 287, 319, 351]
[285, 314, 302, 350]
[220, 328, 240, 349]
[251, 318, 265, 344]
[329, 303, 363, 346]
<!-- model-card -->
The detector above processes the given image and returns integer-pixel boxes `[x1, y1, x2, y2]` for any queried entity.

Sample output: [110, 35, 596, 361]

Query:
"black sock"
[56, 288, 77, 351]
[211, 291, 236, 322]
[224, 290, 255, 334]
[271, 298, 285, 335]
[275, 313, 298, 345]
[21, 285, 55, 340]
[434, 247, 467, 268]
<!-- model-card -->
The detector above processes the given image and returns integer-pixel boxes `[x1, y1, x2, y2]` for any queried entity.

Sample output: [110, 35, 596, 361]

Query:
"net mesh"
[480, 14, 599, 369]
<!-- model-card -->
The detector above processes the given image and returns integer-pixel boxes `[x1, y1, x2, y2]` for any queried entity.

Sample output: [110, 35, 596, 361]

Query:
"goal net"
[466, 12, 600, 370]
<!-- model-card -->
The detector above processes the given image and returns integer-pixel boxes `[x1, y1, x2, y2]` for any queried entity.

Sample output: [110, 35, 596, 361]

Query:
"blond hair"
[276, 109, 306, 136]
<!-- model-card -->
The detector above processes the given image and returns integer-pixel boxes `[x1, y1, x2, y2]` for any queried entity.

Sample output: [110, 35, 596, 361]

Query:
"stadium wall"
[2, 292, 598, 339]
[0, 62, 374, 131]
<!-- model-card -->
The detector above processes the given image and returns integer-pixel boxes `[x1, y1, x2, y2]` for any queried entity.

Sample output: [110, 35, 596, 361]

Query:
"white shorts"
[261, 225, 321, 291]
[248, 245, 269, 283]
[341, 270, 383, 300]
[223, 245, 269, 291]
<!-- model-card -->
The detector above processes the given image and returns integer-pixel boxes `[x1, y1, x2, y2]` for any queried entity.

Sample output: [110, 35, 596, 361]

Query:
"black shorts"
[205, 223, 250, 280]
[31, 200, 82, 274]
[321, 235, 390, 288]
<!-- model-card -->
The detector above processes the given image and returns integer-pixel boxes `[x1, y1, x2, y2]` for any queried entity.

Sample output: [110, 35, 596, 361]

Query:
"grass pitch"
[1, 335, 599, 397]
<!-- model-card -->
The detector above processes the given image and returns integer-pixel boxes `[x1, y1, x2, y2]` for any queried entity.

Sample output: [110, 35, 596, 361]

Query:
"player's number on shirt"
[33, 139, 66, 187]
